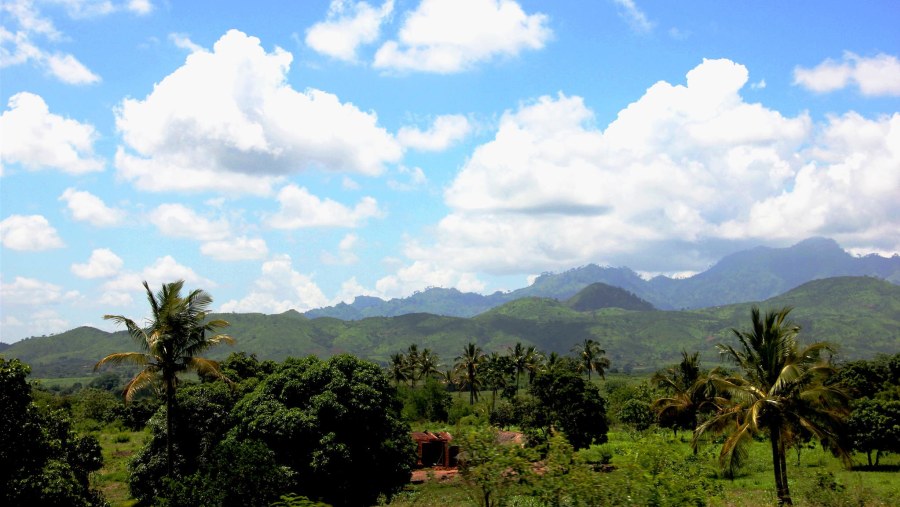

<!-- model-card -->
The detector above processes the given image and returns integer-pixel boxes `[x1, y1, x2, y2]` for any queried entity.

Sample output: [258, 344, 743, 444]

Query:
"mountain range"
[306, 237, 900, 318]
[4, 275, 898, 379]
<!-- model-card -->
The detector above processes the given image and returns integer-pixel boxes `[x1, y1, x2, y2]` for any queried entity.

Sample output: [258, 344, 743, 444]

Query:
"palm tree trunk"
[165, 380, 175, 478]
[770, 431, 786, 506]
[778, 436, 792, 505]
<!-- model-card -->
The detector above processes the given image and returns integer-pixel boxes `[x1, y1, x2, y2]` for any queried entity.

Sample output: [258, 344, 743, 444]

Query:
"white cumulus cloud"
[398, 114, 472, 151]
[149, 203, 231, 241]
[115, 29, 402, 194]
[200, 236, 269, 261]
[306, 0, 394, 61]
[0, 214, 64, 251]
[794, 52, 900, 97]
[59, 188, 125, 227]
[373, 0, 551, 73]
[267, 184, 382, 228]
[407, 58, 875, 275]
[1, 92, 104, 174]
[0, 276, 76, 305]
[71, 248, 124, 278]
[219, 254, 329, 313]
[101, 255, 215, 307]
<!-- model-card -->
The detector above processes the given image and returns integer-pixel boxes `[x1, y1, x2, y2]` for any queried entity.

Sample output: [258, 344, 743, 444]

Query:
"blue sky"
[1, 0, 898, 342]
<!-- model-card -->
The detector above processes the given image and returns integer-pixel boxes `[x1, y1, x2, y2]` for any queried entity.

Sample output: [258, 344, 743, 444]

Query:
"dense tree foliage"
[0, 358, 106, 507]
[231, 354, 415, 506]
[524, 368, 608, 450]
[834, 353, 900, 466]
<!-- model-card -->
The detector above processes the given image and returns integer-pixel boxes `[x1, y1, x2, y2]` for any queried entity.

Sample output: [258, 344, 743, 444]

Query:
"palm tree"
[652, 351, 721, 447]
[406, 344, 421, 387]
[455, 342, 485, 405]
[524, 347, 543, 385]
[694, 307, 849, 506]
[95, 280, 233, 477]
[389, 352, 408, 387]
[572, 339, 610, 380]
[508, 343, 526, 392]
[419, 348, 440, 381]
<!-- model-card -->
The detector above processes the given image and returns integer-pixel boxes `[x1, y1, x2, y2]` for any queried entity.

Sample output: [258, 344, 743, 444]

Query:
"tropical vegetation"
[2, 279, 899, 507]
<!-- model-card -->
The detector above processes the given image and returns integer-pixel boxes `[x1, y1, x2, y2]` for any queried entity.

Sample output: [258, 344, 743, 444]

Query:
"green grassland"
[385, 428, 899, 507]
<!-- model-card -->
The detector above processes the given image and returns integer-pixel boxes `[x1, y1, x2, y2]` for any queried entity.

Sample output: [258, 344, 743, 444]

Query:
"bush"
[400, 377, 452, 422]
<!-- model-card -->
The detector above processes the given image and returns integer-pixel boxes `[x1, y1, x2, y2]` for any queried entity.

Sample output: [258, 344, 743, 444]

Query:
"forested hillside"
[4, 276, 898, 378]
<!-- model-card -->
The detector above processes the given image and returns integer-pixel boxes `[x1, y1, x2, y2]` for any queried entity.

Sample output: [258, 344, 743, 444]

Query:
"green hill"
[564, 283, 655, 312]
[3, 276, 898, 378]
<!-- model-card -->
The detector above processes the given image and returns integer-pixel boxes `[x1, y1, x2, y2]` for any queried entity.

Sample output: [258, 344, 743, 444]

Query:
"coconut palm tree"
[455, 342, 485, 405]
[508, 342, 526, 392]
[95, 280, 233, 477]
[406, 344, 421, 387]
[389, 352, 408, 386]
[419, 348, 441, 382]
[652, 351, 721, 447]
[694, 307, 849, 506]
[524, 346, 543, 385]
[572, 339, 610, 380]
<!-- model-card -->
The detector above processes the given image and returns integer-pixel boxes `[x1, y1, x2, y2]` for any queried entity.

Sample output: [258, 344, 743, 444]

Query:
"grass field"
[88, 424, 148, 507]
[385, 429, 899, 507]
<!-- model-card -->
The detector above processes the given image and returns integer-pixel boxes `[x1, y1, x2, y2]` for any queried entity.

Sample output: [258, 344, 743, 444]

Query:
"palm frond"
[123, 368, 158, 403]
[95, 351, 151, 370]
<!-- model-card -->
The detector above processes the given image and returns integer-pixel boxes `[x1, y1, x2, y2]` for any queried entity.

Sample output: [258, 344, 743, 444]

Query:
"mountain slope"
[4, 276, 897, 378]
[564, 283, 655, 312]
[302, 237, 900, 318]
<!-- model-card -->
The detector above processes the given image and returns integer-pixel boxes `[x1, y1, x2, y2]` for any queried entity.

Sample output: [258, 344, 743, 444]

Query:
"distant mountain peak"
[302, 237, 899, 319]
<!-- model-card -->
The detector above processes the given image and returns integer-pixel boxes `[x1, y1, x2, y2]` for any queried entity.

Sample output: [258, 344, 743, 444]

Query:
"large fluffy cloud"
[373, 0, 551, 73]
[219, 254, 329, 313]
[402, 58, 897, 276]
[794, 52, 900, 97]
[71, 248, 124, 279]
[59, 188, 125, 226]
[0, 93, 104, 174]
[100, 255, 214, 307]
[115, 29, 402, 194]
[267, 184, 382, 228]
[0, 214, 64, 251]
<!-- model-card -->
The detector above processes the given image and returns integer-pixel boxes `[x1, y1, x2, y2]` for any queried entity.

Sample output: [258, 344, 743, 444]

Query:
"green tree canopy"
[230, 354, 414, 507]
[525, 368, 609, 450]
[1, 358, 105, 507]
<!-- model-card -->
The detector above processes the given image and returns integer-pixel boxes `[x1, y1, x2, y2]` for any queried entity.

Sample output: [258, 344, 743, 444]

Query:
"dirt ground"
[410, 466, 459, 483]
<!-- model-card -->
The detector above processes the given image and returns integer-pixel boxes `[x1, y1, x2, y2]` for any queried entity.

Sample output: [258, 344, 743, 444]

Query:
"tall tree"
[572, 339, 610, 380]
[389, 352, 409, 387]
[652, 351, 721, 445]
[695, 307, 849, 506]
[455, 342, 485, 405]
[419, 348, 441, 382]
[508, 342, 527, 392]
[95, 280, 233, 477]
[405, 344, 421, 387]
